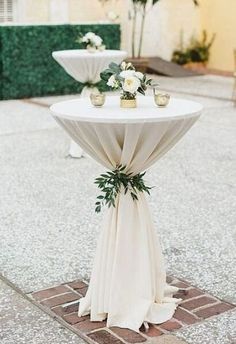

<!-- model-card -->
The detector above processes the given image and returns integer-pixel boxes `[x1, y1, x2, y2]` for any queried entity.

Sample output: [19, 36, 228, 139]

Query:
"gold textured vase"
[120, 98, 137, 108]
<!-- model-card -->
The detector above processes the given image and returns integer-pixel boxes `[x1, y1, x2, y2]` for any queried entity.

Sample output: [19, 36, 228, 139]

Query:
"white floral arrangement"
[76, 32, 106, 53]
[100, 61, 152, 100]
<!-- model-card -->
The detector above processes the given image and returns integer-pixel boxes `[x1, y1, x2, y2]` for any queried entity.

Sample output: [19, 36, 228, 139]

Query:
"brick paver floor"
[30, 277, 235, 344]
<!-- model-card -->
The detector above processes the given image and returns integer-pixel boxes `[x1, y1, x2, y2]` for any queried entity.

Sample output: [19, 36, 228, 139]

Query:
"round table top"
[52, 49, 127, 60]
[50, 96, 203, 124]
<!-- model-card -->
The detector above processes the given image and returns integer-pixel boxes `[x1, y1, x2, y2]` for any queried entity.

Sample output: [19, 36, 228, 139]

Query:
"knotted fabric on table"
[54, 116, 197, 332]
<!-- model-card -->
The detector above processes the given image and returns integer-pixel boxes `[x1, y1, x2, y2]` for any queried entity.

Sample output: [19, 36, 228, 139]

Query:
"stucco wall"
[68, 0, 105, 22]
[130, 0, 199, 59]
[23, 0, 50, 23]
[199, 0, 236, 71]
[13, 0, 236, 72]
[16, 0, 199, 59]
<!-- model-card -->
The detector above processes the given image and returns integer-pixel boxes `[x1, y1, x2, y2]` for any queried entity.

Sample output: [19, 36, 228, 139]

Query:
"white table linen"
[52, 50, 127, 84]
[52, 49, 127, 158]
[50, 96, 202, 332]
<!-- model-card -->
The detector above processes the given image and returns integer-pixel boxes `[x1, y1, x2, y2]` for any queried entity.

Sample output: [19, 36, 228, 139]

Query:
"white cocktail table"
[50, 96, 203, 332]
[52, 49, 127, 158]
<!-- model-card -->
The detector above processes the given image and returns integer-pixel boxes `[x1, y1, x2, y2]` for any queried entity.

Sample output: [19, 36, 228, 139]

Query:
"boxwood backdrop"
[0, 24, 121, 100]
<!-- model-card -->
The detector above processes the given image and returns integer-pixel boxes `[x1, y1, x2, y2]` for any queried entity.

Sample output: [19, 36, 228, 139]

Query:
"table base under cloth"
[68, 86, 99, 158]
[78, 191, 180, 332]
[53, 115, 199, 332]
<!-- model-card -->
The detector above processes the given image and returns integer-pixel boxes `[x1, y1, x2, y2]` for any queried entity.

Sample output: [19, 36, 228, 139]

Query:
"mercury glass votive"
[90, 92, 106, 107]
[153, 88, 170, 107]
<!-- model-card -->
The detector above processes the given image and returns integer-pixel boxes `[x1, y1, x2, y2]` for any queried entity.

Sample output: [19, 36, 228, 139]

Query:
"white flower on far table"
[77, 32, 105, 51]
[85, 32, 96, 40]
[82, 36, 89, 43]
[94, 36, 103, 47]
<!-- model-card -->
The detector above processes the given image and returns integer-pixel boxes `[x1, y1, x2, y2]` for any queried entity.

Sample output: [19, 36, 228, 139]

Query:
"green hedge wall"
[0, 24, 120, 100]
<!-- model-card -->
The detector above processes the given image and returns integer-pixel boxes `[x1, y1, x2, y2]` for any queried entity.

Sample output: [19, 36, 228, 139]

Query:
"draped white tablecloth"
[52, 49, 127, 84]
[52, 49, 127, 157]
[50, 96, 202, 332]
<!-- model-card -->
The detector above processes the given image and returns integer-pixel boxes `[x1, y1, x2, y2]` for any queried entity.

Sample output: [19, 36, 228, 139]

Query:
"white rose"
[85, 32, 95, 39]
[107, 75, 117, 88]
[123, 76, 141, 94]
[120, 70, 135, 78]
[134, 72, 144, 80]
[93, 35, 103, 47]
[98, 44, 106, 52]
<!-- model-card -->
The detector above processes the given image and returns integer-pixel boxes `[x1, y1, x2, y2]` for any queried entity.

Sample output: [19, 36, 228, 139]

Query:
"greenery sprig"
[94, 165, 152, 213]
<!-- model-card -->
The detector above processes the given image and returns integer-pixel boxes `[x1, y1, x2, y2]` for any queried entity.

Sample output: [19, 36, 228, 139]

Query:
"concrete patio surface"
[0, 74, 235, 343]
[0, 279, 86, 344]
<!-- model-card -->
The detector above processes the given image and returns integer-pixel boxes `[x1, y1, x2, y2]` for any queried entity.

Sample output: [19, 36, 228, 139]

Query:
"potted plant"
[98, 0, 198, 71]
[100, 61, 152, 108]
[172, 30, 216, 70]
[186, 30, 216, 69]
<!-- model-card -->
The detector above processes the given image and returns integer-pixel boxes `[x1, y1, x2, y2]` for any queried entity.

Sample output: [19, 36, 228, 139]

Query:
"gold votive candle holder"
[153, 88, 170, 107]
[90, 92, 106, 107]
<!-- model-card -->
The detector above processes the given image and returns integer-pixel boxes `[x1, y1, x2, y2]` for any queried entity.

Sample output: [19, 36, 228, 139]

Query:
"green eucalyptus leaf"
[109, 62, 121, 73]
[138, 88, 145, 95]
[94, 165, 153, 213]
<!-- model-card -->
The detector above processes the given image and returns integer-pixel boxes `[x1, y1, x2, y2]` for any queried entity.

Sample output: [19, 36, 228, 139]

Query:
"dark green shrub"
[0, 24, 120, 100]
[172, 50, 190, 65]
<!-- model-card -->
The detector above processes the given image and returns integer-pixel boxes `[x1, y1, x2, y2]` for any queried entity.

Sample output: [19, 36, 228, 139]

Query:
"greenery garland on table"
[94, 165, 152, 213]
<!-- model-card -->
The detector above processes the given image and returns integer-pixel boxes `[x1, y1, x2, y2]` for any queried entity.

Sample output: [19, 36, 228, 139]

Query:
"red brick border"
[30, 277, 235, 344]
